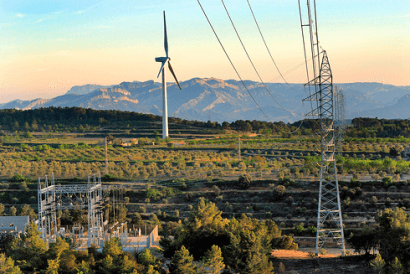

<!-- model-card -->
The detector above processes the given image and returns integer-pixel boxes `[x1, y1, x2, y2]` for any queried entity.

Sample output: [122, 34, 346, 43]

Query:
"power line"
[246, 0, 296, 91]
[197, 0, 272, 122]
[221, 0, 291, 113]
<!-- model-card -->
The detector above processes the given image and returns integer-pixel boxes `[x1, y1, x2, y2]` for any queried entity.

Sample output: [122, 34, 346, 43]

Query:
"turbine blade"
[163, 11, 168, 57]
[168, 61, 182, 90]
[157, 61, 166, 78]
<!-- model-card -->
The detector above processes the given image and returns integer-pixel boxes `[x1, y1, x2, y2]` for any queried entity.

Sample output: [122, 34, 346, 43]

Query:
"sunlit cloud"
[36, 19, 43, 23]
[400, 14, 410, 18]
[16, 13, 25, 18]
[76, 10, 86, 15]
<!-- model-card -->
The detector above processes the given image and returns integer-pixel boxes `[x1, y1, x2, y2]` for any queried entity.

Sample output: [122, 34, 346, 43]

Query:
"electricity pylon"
[298, 0, 345, 255]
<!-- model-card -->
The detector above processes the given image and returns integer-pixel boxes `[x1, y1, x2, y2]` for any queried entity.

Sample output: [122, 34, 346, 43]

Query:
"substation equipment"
[38, 173, 105, 247]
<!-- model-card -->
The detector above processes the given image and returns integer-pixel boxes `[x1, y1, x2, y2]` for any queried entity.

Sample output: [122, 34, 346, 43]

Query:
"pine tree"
[370, 254, 385, 274]
[202, 245, 225, 274]
[169, 246, 196, 274]
[0, 253, 22, 274]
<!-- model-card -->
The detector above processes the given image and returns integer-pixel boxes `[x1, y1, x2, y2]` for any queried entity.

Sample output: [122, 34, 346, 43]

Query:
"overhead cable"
[221, 0, 291, 113]
[197, 0, 272, 122]
[247, 0, 296, 91]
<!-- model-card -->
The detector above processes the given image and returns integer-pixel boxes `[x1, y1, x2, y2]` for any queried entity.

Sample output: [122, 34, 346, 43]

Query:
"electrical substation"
[37, 173, 158, 250]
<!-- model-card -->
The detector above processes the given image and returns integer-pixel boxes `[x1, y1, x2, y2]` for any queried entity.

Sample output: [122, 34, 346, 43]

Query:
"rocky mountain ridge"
[2, 78, 409, 123]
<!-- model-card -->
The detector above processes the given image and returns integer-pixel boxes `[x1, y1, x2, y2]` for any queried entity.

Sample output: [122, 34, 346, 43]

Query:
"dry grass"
[272, 249, 339, 259]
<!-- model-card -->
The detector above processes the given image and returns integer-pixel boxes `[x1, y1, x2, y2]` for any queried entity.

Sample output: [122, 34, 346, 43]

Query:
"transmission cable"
[247, 0, 296, 91]
[298, 0, 315, 114]
[221, 0, 291, 113]
[197, 0, 272, 122]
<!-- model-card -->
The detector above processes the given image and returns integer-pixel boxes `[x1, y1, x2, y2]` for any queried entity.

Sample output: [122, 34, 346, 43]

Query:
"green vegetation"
[3, 108, 410, 271]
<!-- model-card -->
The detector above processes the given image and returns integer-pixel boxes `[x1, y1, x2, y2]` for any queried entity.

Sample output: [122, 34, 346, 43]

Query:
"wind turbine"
[155, 11, 182, 139]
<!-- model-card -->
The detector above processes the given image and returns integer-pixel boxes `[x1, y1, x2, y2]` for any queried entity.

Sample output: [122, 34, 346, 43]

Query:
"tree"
[45, 259, 59, 274]
[375, 207, 410, 268]
[77, 260, 93, 274]
[201, 245, 225, 274]
[20, 204, 37, 220]
[273, 185, 286, 201]
[48, 237, 69, 259]
[370, 254, 385, 274]
[169, 246, 196, 274]
[100, 254, 115, 274]
[10, 174, 25, 182]
[102, 238, 123, 259]
[184, 198, 224, 233]
[0, 253, 22, 274]
[272, 235, 298, 250]
[390, 257, 403, 274]
[138, 248, 161, 272]
[9, 207, 17, 216]
[346, 226, 378, 256]
[223, 214, 275, 273]
[238, 174, 252, 189]
[9, 222, 48, 271]
[132, 213, 144, 227]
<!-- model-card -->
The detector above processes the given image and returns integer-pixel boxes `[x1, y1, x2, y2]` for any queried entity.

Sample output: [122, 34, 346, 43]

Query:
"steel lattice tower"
[299, 0, 345, 255]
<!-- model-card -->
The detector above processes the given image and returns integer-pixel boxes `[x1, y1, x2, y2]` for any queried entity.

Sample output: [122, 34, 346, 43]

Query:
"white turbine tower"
[155, 11, 182, 139]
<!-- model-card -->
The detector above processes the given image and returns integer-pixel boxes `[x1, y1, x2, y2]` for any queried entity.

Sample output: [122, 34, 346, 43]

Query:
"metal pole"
[162, 66, 168, 139]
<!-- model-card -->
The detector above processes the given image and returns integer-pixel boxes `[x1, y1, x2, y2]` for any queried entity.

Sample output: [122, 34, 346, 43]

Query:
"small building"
[0, 216, 29, 235]
[403, 147, 410, 158]
[121, 139, 138, 147]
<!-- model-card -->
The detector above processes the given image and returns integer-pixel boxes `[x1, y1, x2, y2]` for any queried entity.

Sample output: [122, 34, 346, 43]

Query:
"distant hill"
[2, 78, 410, 122]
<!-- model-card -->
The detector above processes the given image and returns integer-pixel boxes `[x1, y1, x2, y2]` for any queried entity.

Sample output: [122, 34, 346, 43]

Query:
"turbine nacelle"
[155, 57, 169, 63]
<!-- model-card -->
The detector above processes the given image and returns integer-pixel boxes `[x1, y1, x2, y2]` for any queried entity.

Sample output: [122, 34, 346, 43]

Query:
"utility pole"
[238, 137, 241, 160]
[105, 137, 108, 175]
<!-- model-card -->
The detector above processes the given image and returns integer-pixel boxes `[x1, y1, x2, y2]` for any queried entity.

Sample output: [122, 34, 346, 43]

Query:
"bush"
[102, 174, 116, 181]
[383, 176, 393, 187]
[238, 174, 252, 189]
[294, 225, 304, 235]
[10, 174, 25, 182]
[273, 185, 286, 201]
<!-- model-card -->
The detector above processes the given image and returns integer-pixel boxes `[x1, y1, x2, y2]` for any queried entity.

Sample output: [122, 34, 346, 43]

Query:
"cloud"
[16, 13, 25, 18]
[400, 14, 410, 18]
[36, 19, 43, 23]
[75, 10, 86, 15]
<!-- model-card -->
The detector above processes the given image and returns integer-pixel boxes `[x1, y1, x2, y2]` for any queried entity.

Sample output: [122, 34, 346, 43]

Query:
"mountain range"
[1, 78, 410, 123]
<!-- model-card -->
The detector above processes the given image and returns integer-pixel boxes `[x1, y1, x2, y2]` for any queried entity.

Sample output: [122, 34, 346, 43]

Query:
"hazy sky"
[0, 0, 409, 103]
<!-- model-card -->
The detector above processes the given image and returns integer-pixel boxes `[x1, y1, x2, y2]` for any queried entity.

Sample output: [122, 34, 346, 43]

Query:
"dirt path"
[272, 250, 374, 274]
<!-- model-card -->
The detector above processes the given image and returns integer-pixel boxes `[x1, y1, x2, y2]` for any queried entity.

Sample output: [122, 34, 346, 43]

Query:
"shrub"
[238, 174, 252, 189]
[294, 225, 304, 235]
[10, 174, 25, 182]
[273, 185, 286, 201]
[383, 176, 393, 187]
[138, 206, 146, 213]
